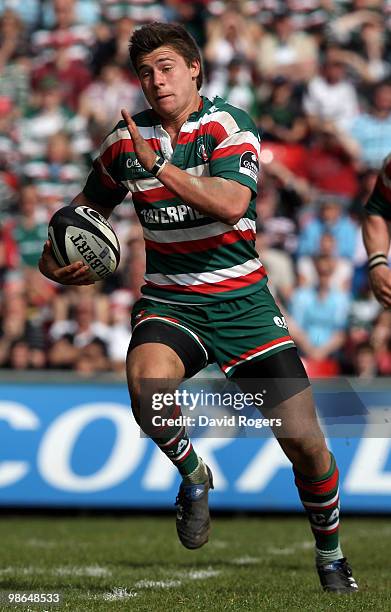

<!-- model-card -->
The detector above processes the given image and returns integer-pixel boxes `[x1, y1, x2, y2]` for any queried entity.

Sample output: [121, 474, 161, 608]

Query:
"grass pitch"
[0, 515, 389, 611]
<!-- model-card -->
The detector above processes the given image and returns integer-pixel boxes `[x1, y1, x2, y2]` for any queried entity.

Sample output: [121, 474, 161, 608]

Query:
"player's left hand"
[121, 108, 157, 173]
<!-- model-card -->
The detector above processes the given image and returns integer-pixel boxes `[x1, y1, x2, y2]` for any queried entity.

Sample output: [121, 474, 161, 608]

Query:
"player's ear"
[190, 59, 200, 81]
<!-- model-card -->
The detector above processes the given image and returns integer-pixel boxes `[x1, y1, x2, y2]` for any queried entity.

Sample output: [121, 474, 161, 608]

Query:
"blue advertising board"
[0, 379, 391, 511]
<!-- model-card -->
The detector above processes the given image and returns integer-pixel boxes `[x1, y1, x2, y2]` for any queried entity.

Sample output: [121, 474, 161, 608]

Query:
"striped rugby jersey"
[366, 153, 391, 220]
[83, 95, 265, 303]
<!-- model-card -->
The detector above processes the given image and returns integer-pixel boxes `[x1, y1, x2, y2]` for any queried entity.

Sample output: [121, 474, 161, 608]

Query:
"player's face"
[137, 46, 200, 120]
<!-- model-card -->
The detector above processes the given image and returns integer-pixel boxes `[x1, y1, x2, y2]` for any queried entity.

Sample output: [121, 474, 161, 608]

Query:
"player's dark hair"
[129, 22, 203, 89]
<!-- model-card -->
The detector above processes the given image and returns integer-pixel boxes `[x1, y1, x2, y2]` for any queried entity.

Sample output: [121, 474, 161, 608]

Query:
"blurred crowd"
[0, 0, 390, 378]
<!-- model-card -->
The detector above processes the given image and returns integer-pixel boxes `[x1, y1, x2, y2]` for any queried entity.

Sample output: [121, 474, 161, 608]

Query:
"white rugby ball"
[48, 205, 120, 281]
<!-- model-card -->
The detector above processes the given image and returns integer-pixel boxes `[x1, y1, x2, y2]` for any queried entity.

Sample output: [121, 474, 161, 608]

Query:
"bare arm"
[120, 109, 252, 225]
[156, 169, 251, 225]
[362, 213, 391, 307]
[309, 331, 347, 361]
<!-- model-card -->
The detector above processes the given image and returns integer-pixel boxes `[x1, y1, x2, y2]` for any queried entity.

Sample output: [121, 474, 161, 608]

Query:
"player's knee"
[126, 350, 183, 423]
[282, 437, 328, 467]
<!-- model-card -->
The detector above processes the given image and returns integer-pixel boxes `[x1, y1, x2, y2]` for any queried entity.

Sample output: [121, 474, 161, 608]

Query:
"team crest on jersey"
[196, 137, 209, 162]
[239, 151, 259, 182]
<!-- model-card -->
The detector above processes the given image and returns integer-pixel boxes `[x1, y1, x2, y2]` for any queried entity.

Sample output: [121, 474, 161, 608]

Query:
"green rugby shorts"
[130, 285, 295, 378]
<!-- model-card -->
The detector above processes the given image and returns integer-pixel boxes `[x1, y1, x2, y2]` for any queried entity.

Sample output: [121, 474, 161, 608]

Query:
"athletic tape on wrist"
[368, 251, 387, 264]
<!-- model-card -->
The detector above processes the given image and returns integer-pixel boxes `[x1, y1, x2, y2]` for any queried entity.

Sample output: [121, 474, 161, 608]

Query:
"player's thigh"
[233, 348, 318, 429]
[233, 349, 329, 472]
[129, 299, 209, 382]
[127, 299, 209, 412]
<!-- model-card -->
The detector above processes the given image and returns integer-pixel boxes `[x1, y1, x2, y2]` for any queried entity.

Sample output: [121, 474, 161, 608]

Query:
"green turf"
[0, 515, 389, 611]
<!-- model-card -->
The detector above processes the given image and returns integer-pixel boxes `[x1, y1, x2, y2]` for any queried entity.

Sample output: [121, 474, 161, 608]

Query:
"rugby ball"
[48, 205, 120, 281]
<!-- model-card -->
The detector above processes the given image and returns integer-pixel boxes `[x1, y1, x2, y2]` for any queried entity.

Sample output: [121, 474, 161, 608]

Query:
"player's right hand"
[38, 240, 95, 286]
[369, 265, 391, 308]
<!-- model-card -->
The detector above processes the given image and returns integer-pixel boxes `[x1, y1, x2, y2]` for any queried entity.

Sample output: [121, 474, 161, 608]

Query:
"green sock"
[151, 404, 200, 478]
[294, 453, 343, 564]
[182, 457, 208, 485]
[315, 545, 344, 566]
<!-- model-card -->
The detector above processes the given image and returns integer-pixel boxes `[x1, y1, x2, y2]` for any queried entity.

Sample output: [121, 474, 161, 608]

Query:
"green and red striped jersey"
[83, 95, 265, 303]
[366, 153, 391, 220]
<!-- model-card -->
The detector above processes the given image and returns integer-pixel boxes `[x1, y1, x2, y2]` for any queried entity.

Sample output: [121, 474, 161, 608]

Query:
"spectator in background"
[101, 0, 166, 24]
[49, 294, 111, 350]
[92, 17, 136, 76]
[349, 80, 391, 169]
[255, 8, 318, 82]
[304, 47, 359, 132]
[336, 20, 390, 84]
[297, 232, 353, 292]
[165, 0, 207, 46]
[351, 341, 379, 378]
[258, 76, 308, 143]
[74, 338, 110, 376]
[32, 43, 92, 112]
[256, 182, 299, 253]
[0, 0, 40, 30]
[5, 185, 47, 270]
[22, 132, 86, 211]
[32, 0, 95, 69]
[0, 95, 19, 221]
[0, 290, 27, 365]
[0, 96, 21, 173]
[288, 254, 351, 364]
[0, 282, 48, 369]
[328, 4, 390, 83]
[255, 228, 295, 305]
[5, 337, 30, 369]
[369, 310, 391, 375]
[205, 56, 257, 117]
[303, 123, 361, 199]
[0, 9, 31, 111]
[298, 197, 358, 259]
[47, 334, 78, 369]
[40, 0, 101, 28]
[79, 61, 143, 137]
[20, 75, 91, 160]
[204, 8, 258, 94]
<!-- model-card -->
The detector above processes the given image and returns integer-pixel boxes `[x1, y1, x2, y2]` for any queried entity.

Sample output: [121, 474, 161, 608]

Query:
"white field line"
[231, 556, 261, 565]
[53, 565, 111, 577]
[103, 587, 137, 601]
[177, 568, 221, 580]
[0, 565, 111, 577]
[267, 540, 313, 556]
[101, 565, 221, 600]
[0, 566, 40, 576]
[134, 579, 182, 589]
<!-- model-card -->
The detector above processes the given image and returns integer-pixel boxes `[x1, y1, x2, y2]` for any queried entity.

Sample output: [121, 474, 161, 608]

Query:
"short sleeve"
[83, 123, 130, 208]
[207, 109, 261, 198]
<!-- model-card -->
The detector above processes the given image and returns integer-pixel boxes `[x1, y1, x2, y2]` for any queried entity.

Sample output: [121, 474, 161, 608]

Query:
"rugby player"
[362, 153, 391, 307]
[39, 23, 358, 593]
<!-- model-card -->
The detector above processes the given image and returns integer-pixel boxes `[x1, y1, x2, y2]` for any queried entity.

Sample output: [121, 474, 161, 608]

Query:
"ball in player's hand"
[48, 205, 120, 281]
